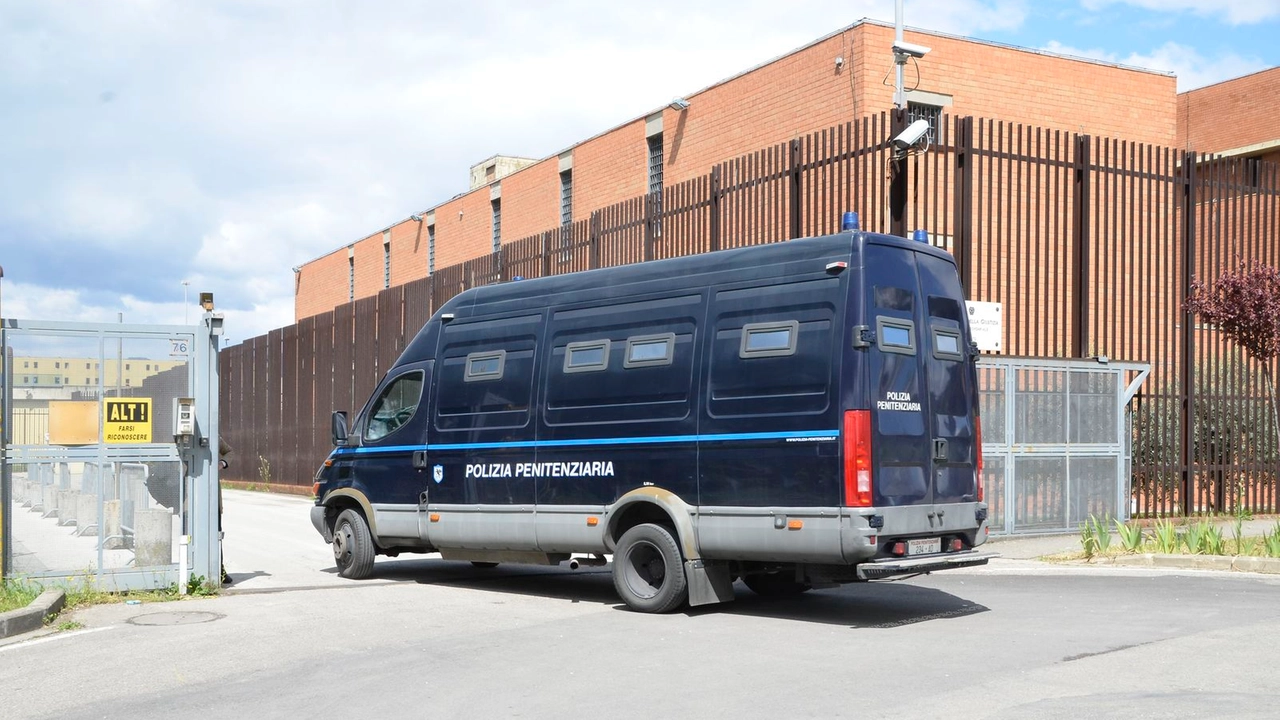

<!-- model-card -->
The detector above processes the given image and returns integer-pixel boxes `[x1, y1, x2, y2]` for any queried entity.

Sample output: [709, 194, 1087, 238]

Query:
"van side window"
[624, 333, 675, 368]
[465, 350, 506, 382]
[877, 317, 916, 355]
[874, 286, 914, 311]
[364, 371, 425, 441]
[739, 321, 798, 358]
[932, 325, 964, 361]
[564, 340, 610, 373]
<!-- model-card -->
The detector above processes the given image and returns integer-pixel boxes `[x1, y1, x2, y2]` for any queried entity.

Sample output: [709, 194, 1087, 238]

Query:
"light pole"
[182, 280, 190, 324]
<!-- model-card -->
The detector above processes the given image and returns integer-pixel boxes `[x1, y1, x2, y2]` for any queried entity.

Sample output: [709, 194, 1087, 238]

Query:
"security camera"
[892, 119, 932, 150]
[892, 41, 931, 59]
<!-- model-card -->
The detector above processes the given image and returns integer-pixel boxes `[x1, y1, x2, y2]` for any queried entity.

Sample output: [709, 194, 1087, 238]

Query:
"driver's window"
[364, 371, 425, 441]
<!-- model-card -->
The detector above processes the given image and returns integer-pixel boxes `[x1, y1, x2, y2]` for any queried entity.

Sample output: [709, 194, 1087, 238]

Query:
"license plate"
[907, 537, 941, 556]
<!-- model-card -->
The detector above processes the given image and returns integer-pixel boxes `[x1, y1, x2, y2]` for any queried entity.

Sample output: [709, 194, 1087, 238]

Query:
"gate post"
[1072, 134, 1092, 359]
[789, 139, 803, 239]
[194, 311, 223, 585]
[709, 165, 722, 253]
[889, 109, 908, 238]
[953, 117, 974, 295]
[1180, 151, 1197, 516]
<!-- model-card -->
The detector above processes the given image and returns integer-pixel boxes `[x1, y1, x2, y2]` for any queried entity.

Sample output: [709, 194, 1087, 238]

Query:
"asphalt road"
[3, 491, 1280, 719]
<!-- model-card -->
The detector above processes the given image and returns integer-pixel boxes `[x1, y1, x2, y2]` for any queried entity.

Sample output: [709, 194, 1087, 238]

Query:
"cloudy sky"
[2, 0, 1277, 347]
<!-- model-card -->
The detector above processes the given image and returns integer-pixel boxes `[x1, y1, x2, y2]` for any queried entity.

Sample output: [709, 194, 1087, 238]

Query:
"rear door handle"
[412, 450, 428, 469]
[933, 439, 948, 462]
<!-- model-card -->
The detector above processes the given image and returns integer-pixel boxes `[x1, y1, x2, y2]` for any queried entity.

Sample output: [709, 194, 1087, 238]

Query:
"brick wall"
[1178, 67, 1280, 153]
[295, 19, 1183, 320]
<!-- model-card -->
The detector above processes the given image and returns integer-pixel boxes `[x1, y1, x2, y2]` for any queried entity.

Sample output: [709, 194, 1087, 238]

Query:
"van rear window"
[874, 286, 914, 311]
[876, 317, 916, 355]
[928, 295, 962, 321]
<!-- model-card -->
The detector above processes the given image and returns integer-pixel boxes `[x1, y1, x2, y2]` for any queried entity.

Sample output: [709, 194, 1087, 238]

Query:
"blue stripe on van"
[335, 429, 839, 455]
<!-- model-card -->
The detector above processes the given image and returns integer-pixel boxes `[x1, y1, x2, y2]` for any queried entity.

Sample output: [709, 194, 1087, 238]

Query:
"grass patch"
[1, 579, 41, 614]
[2, 573, 219, 625]
[1075, 518, 1280, 561]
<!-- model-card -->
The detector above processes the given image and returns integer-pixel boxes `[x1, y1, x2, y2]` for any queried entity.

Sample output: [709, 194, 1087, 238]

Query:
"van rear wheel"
[332, 508, 375, 579]
[612, 523, 688, 613]
[743, 571, 811, 597]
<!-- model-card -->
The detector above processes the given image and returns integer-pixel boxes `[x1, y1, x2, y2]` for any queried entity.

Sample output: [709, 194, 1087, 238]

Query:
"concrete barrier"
[76, 493, 98, 536]
[103, 499, 126, 549]
[41, 485, 60, 517]
[135, 508, 173, 567]
[57, 490, 78, 526]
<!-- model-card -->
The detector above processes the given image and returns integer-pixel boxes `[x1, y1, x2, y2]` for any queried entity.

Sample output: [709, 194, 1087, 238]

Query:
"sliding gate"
[979, 357, 1150, 535]
[1, 316, 223, 590]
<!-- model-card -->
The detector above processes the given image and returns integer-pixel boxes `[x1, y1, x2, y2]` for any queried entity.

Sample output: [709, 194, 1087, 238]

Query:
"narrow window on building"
[647, 134, 664, 237]
[85, 377, 90, 384]
[55, 376, 61, 384]
[491, 199, 502, 253]
[125, 379, 131, 387]
[126, 364, 131, 371]
[23, 361, 28, 368]
[560, 170, 573, 229]
[428, 224, 436, 275]
[383, 230, 392, 289]
[22, 376, 28, 383]
[348, 255, 355, 302]
[33, 361, 38, 368]
[55, 361, 61, 369]
[85, 362, 90, 370]
[906, 102, 943, 140]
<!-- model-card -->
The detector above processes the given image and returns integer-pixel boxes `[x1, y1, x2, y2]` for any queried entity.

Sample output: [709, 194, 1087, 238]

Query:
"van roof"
[438, 231, 955, 319]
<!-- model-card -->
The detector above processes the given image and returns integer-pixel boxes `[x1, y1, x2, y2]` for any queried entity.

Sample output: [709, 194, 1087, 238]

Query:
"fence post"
[889, 109, 908, 238]
[789, 139, 802, 239]
[709, 165, 721, 252]
[953, 116, 974, 295]
[541, 231, 551, 277]
[1180, 151, 1197, 516]
[1072, 134, 1092, 359]
[590, 211, 601, 269]
[643, 194, 655, 262]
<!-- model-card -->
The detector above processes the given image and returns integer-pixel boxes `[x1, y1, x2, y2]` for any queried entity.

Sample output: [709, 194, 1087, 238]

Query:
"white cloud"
[1081, 0, 1280, 25]
[1041, 39, 1269, 90]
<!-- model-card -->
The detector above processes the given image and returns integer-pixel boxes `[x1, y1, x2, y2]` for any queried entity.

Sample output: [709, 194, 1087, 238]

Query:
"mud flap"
[685, 559, 735, 607]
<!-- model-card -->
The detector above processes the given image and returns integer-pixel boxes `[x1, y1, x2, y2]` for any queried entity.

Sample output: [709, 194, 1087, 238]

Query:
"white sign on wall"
[965, 301, 1003, 352]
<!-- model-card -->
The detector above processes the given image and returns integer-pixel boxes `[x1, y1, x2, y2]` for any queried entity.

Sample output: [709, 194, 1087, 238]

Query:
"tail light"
[843, 410, 873, 507]
[975, 416, 984, 502]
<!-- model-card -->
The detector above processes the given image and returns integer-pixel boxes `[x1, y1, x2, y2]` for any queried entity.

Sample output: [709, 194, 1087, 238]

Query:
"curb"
[1104, 554, 1280, 574]
[0, 590, 67, 639]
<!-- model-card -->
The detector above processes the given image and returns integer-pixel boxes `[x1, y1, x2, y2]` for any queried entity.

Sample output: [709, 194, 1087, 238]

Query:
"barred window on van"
[465, 350, 506, 382]
[624, 333, 675, 368]
[877, 317, 916, 356]
[564, 339, 610, 373]
[932, 326, 964, 361]
[739, 320, 798, 359]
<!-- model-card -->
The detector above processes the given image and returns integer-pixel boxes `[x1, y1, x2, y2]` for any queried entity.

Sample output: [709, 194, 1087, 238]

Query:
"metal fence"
[221, 110, 1280, 517]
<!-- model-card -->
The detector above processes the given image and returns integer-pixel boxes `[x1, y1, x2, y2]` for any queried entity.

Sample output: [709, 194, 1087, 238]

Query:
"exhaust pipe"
[568, 554, 608, 570]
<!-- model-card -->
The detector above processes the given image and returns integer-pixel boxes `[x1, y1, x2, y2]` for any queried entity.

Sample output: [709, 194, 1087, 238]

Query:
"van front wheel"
[332, 508, 375, 579]
[612, 523, 688, 613]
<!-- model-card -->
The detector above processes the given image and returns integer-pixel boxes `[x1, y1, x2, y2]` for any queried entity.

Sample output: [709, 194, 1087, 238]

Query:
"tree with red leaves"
[1184, 261, 1280, 440]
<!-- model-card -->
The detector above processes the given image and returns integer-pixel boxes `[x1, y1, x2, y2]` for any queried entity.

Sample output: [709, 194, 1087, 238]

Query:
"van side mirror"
[331, 411, 349, 446]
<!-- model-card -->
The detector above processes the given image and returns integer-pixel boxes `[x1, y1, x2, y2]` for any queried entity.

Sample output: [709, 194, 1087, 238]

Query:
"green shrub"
[1115, 520, 1144, 553]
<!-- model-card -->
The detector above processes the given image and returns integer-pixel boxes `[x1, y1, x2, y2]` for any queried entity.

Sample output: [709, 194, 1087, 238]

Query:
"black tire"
[332, 508, 375, 579]
[743, 571, 811, 597]
[471, 561, 499, 569]
[612, 523, 688, 613]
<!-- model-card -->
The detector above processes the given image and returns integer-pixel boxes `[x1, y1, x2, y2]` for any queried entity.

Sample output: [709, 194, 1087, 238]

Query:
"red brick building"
[295, 18, 1185, 320]
[1178, 66, 1280, 164]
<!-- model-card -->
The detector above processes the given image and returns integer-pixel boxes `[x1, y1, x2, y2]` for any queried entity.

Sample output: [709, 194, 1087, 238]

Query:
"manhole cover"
[127, 611, 224, 626]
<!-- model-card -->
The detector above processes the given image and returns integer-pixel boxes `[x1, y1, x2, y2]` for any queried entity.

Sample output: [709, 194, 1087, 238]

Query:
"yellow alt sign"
[103, 398, 153, 444]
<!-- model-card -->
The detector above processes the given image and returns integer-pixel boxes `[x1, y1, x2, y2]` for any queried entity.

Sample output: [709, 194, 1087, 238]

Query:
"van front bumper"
[310, 505, 332, 542]
[855, 549, 997, 580]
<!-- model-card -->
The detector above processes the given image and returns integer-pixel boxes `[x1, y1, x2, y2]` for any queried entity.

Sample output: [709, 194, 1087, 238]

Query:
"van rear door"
[864, 242, 933, 510]
[863, 240, 980, 524]
[916, 253, 980, 507]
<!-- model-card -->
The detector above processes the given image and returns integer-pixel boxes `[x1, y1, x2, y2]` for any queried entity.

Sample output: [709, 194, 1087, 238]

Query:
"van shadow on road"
[361, 557, 988, 628]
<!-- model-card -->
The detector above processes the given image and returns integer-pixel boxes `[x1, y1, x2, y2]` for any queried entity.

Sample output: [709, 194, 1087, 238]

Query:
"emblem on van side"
[433, 465, 444, 483]
[877, 391, 922, 412]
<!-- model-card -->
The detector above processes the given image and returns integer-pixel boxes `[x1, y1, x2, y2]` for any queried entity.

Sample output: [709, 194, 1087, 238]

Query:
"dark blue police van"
[311, 215, 994, 613]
